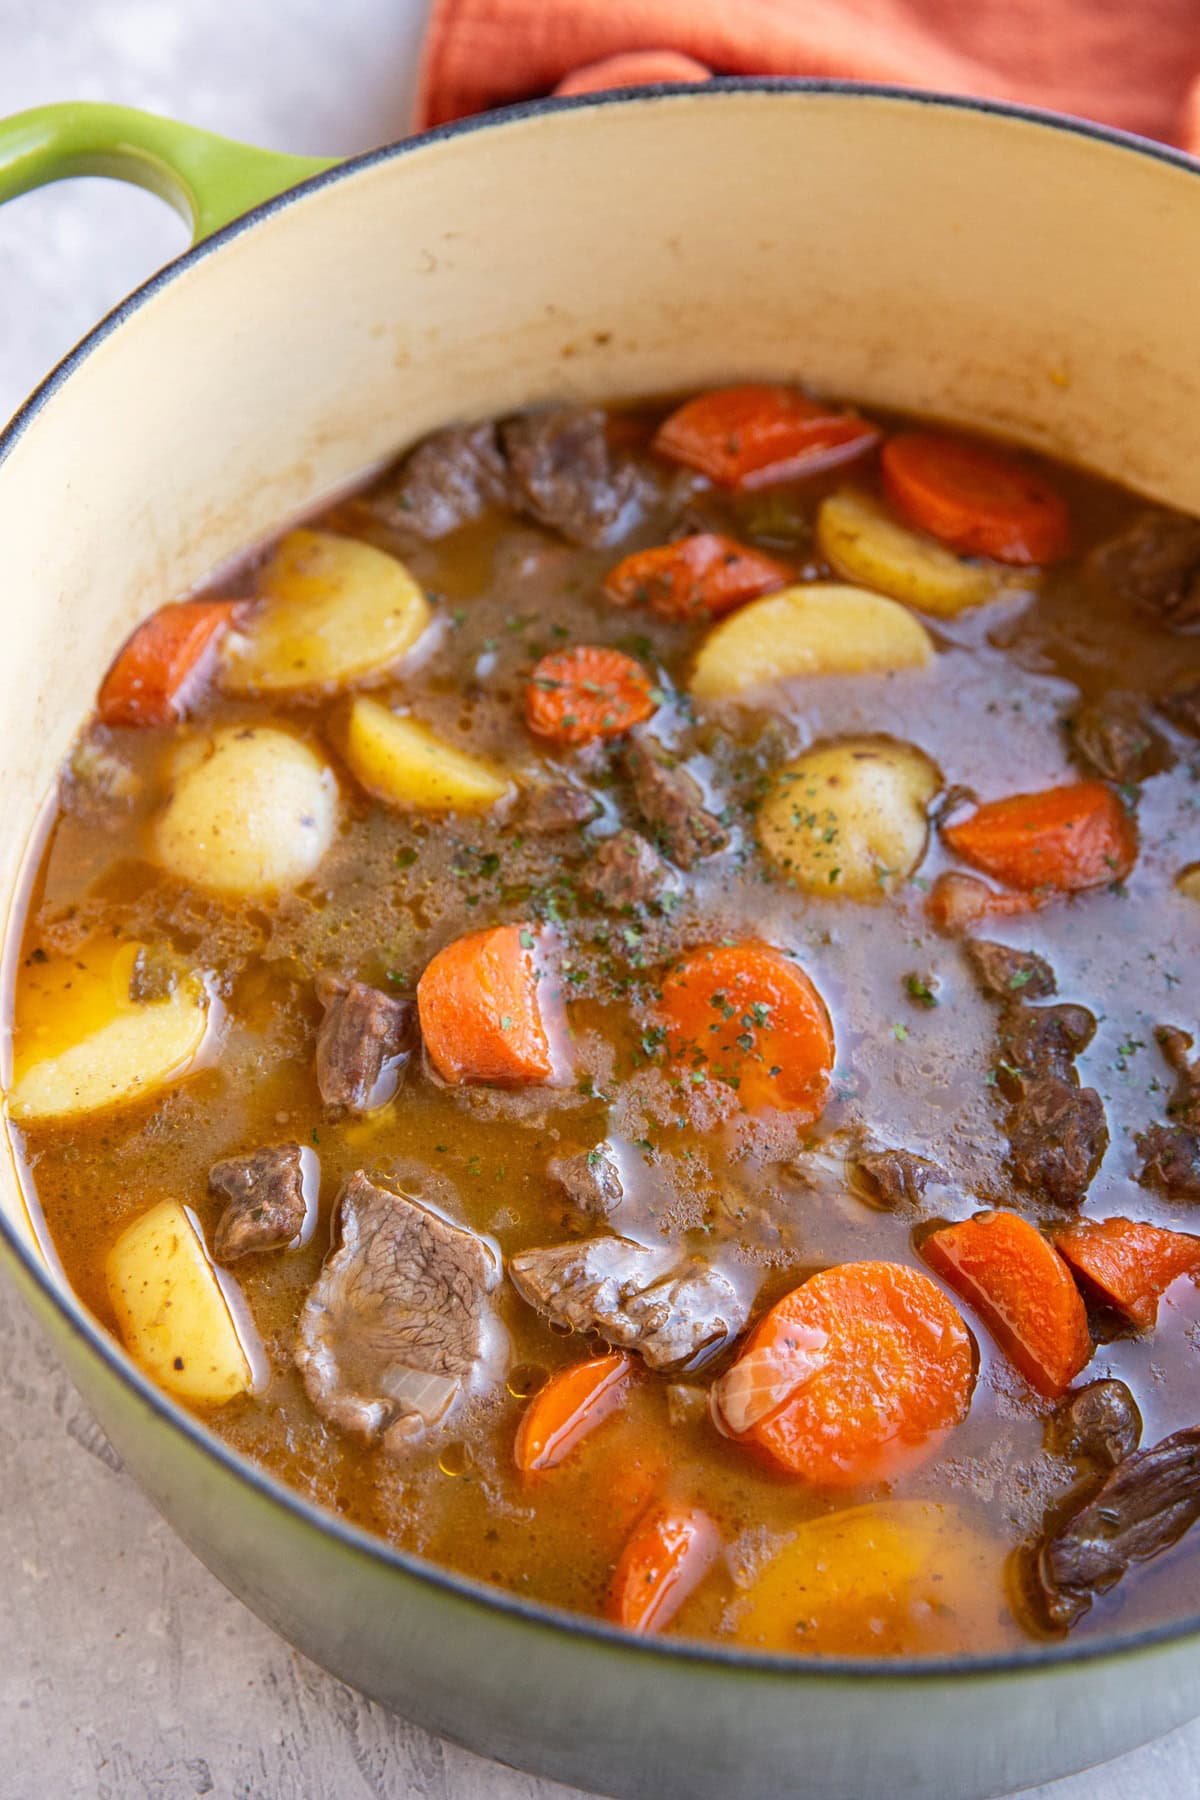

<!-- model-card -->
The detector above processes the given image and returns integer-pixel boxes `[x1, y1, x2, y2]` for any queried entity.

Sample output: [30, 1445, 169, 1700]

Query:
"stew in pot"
[6, 383, 1200, 1656]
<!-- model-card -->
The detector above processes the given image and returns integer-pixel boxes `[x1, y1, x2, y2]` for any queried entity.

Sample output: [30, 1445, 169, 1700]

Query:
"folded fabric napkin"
[413, 0, 1200, 153]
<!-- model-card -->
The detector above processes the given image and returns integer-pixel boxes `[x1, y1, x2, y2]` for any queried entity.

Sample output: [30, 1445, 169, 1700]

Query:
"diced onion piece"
[222, 529, 431, 694]
[689, 584, 933, 699]
[817, 488, 1000, 616]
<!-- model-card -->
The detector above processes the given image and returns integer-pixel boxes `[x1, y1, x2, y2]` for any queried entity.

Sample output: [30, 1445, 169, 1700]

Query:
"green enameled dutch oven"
[1, 84, 1199, 1800]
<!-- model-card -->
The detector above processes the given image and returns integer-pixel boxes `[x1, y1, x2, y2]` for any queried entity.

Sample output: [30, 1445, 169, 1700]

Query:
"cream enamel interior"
[2, 87, 1199, 1277]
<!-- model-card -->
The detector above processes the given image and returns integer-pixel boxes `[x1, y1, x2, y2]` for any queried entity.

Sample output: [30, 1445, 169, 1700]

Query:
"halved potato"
[221, 529, 432, 694]
[155, 726, 337, 896]
[106, 1200, 257, 1405]
[340, 696, 510, 813]
[735, 1501, 1003, 1655]
[758, 736, 940, 899]
[7, 940, 209, 1122]
[817, 488, 1000, 616]
[689, 583, 933, 698]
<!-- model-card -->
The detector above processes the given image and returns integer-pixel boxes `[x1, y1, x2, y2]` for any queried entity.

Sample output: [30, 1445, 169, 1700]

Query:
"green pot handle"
[0, 101, 339, 244]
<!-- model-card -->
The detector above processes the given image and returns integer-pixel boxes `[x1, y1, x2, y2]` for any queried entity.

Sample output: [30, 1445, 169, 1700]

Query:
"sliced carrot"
[653, 385, 880, 490]
[514, 1351, 635, 1472]
[604, 533, 791, 622]
[97, 599, 238, 726]
[525, 645, 656, 747]
[922, 1211, 1091, 1399]
[1054, 1217, 1200, 1330]
[607, 1503, 720, 1635]
[942, 782, 1136, 893]
[924, 872, 1045, 934]
[659, 942, 834, 1118]
[417, 923, 552, 1085]
[712, 1261, 975, 1487]
[881, 432, 1070, 565]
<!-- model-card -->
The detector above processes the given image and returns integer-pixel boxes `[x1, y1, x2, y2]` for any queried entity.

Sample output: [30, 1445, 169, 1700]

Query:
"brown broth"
[6, 396, 1200, 1657]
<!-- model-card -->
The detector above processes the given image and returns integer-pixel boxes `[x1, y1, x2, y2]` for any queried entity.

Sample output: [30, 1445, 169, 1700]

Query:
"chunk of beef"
[1063, 692, 1167, 784]
[854, 1147, 949, 1209]
[1136, 1025, 1200, 1201]
[315, 974, 415, 1114]
[1161, 676, 1200, 738]
[998, 1003, 1097, 1084]
[1047, 1379, 1142, 1472]
[210, 1142, 314, 1262]
[1008, 1074, 1108, 1207]
[581, 828, 673, 907]
[296, 1171, 500, 1452]
[500, 407, 635, 546]
[1091, 511, 1200, 632]
[372, 422, 512, 538]
[519, 782, 601, 834]
[1035, 1425, 1200, 1628]
[624, 735, 730, 869]
[966, 940, 1057, 1003]
[60, 729, 140, 819]
[547, 1143, 624, 1219]
[509, 1236, 747, 1372]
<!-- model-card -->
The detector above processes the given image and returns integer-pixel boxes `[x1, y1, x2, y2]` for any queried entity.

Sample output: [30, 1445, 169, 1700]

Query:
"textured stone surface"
[2, 3, 1200, 1794]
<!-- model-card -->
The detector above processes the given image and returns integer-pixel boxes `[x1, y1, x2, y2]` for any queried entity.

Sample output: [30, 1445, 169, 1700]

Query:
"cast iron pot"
[1, 83, 1198, 1800]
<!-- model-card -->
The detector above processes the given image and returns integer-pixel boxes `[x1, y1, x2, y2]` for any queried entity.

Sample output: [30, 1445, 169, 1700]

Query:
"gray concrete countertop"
[2, 5, 1200, 1795]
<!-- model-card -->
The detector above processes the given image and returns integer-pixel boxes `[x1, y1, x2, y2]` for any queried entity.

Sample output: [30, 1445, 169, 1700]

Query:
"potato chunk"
[8, 941, 209, 1122]
[736, 1502, 1004, 1656]
[758, 736, 940, 899]
[106, 1200, 256, 1405]
[155, 726, 337, 896]
[222, 529, 432, 694]
[340, 696, 510, 813]
[1177, 863, 1200, 903]
[689, 583, 933, 698]
[817, 488, 1000, 616]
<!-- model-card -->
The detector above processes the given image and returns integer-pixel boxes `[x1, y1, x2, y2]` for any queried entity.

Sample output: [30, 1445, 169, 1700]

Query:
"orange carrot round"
[882, 432, 1070, 565]
[653, 385, 880, 490]
[97, 599, 238, 727]
[604, 533, 791, 622]
[525, 645, 656, 747]
[712, 1261, 975, 1486]
[418, 923, 552, 1085]
[659, 942, 834, 1118]
[514, 1351, 635, 1472]
[942, 781, 1136, 893]
[607, 1504, 720, 1635]
[922, 1211, 1091, 1399]
[1055, 1217, 1200, 1330]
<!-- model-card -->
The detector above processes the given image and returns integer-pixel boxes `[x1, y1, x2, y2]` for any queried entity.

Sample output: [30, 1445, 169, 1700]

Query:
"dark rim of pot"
[3, 78, 1199, 1682]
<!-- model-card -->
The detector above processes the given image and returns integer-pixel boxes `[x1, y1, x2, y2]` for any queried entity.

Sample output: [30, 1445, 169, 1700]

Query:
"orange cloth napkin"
[413, 0, 1200, 154]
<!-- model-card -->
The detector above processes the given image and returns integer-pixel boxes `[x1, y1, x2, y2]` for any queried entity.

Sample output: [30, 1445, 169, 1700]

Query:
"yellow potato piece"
[106, 1200, 255, 1406]
[735, 1501, 1007, 1657]
[7, 941, 209, 1122]
[341, 696, 510, 813]
[155, 726, 338, 896]
[689, 583, 933, 698]
[222, 528, 432, 694]
[758, 736, 940, 899]
[817, 488, 999, 616]
[1176, 863, 1200, 902]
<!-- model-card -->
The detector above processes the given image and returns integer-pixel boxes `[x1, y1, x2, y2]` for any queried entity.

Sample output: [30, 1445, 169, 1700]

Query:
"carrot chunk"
[97, 599, 237, 726]
[925, 872, 1044, 934]
[417, 924, 552, 1085]
[1055, 1217, 1200, 1330]
[922, 1211, 1091, 1399]
[882, 432, 1070, 565]
[712, 1261, 975, 1487]
[514, 1352, 635, 1472]
[525, 645, 656, 747]
[942, 781, 1136, 893]
[659, 942, 834, 1118]
[653, 385, 880, 490]
[604, 533, 791, 622]
[607, 1504, 720, 1635]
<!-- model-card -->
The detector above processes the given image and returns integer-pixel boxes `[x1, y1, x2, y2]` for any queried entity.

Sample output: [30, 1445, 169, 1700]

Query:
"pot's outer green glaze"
[1, 84, 1199, 1800]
